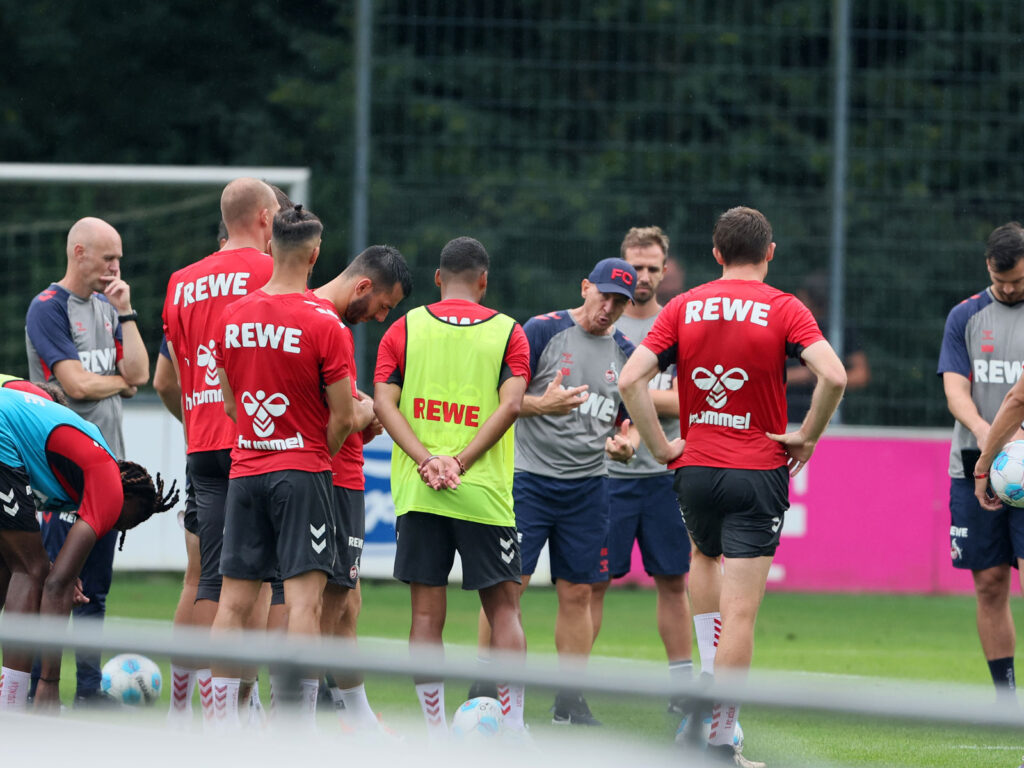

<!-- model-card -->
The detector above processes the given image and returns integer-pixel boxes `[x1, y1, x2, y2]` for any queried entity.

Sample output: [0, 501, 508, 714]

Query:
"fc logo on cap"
[610, 268, 634, 285]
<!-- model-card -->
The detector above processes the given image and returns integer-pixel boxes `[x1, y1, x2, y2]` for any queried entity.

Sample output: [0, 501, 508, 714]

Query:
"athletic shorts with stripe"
[0, 462, 38, 532]
[187, 448, 231, 602]
[393, 511, 520, 591]
[329, 486, 365, 589]
[673, 465, 789, 559]
[514, 471, 610, 584]
[607, 473, 690, 578]
[220, 469, 337, 582]
[949, 476, 1024, 570]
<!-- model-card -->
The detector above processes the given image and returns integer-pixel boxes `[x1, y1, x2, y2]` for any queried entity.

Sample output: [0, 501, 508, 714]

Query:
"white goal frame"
[0, 162, 311, 206]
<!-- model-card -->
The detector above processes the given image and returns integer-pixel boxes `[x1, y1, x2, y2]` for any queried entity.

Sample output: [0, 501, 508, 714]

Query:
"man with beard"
[594, 227, 693, 715]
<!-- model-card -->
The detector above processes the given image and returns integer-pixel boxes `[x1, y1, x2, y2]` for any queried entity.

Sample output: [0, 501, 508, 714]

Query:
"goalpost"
[0, 163, 310, 569]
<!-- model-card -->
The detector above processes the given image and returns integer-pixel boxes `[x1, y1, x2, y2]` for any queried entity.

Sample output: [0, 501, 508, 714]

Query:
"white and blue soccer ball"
[101, 653, 162, 706]
[990, 440, 1024, 508]
[450, 696, 504, 741]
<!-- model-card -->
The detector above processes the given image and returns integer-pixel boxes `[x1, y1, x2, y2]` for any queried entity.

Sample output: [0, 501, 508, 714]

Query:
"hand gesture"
[766, 429, 816, 476]
[100, 275, 132, 313]
[540, 371, 589, 415]
[605, 419, 635, 463]
[419, 455, 461, 490]
[653, 437, 685, 465]
[975, 474, 1005, 511]
[73, 577, 90, 606]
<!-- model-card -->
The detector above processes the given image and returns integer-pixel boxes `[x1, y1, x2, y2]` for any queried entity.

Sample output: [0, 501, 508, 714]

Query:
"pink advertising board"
[619, 427, 975, 594]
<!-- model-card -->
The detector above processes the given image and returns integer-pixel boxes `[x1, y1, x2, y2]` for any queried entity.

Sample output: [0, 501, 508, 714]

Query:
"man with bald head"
[24, 215, 150, 705]
[161, 177, 279, 725]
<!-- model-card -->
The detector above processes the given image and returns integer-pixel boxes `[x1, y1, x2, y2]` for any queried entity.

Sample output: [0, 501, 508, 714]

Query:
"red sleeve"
[641, 295, 683, 355]
[374, 317, 407, 385]
[47, 425, 123, 538]
[319, 317, 351, 387]
[504, 323, 531, 383]
[2, 379, 53, 400]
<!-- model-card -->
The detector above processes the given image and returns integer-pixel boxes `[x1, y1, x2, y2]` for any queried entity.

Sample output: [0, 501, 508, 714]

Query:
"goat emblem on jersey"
[691, 365, 749, 409]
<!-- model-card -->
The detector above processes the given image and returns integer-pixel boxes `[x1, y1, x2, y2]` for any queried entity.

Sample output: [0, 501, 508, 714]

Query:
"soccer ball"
[450, 696, 504, 741]
[990, 440, 1024, 508]
[101, 653, 162, 706]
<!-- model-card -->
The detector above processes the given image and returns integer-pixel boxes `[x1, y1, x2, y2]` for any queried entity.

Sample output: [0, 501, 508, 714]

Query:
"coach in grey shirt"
[23, 216, 148, 703]
[512, 257, 636, 727]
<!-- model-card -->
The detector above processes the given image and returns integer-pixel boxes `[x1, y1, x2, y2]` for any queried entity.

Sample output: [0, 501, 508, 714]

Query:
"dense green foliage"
[2, 1, 1021, 425]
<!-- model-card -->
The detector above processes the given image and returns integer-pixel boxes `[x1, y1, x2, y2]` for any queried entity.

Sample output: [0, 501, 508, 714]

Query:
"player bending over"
[0, 383, 177, 712]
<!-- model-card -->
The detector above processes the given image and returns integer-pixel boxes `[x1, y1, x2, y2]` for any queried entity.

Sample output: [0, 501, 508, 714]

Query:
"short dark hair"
[986, 222, 1024, 273]
[117, 460, 179, 550]
[712, 207, 773, 266]
[272, 204, 323, 250]
[439, 237, 489, 277]
[266, 182, 294, 211]
[346, 244, 413, 298]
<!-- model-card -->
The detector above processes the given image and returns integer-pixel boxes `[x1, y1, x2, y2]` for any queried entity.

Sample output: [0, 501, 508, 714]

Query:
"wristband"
[117, 310, 139, 324]
[454, 455, 467, 475]
[418, 455, 441, 470]
[973, 471, 989, 479]
[39, 677, 60, 684]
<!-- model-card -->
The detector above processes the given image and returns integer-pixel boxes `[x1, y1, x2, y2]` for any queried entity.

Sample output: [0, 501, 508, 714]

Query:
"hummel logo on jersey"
[499, 536, 515, 564]
[771, 516, 782, 533]
[241, 390, 290, 437]
[692, 365, 748, 409]
[196, 341, 220, 386]
[311, 523, 326, 554]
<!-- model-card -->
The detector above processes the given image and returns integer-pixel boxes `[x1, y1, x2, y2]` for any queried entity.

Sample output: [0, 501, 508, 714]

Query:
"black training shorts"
[673, 465, 789, 559]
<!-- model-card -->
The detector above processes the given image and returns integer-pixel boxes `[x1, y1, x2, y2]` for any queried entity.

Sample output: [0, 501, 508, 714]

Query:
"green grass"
[84, 574, 1024, 767]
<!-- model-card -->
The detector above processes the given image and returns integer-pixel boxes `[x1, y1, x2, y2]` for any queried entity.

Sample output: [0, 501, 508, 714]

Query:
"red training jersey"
[214, 290, 351, 478]
[304, 289, 365, 490]
[375, 299, 531, 386]
[162, 247, 273, 453]
[642, 279, 823, 471]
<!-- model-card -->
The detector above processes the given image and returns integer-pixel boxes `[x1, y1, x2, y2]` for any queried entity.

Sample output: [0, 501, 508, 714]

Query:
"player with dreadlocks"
[0, 382, 178, 713]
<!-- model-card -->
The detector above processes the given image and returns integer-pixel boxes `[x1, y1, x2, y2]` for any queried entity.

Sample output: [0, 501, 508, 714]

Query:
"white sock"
[415, 682, 447, 738]
[168, 665, 196, 715]
[331, 683, 378, 730]
[269, 673, 285, 720]
[496, 682, 525, 729]
[300, 678, 320, 728]
[708, 700, 740, 745]
[211, 677, 241, 731]
[694, 613, 722, 675]
[0, 667, 31, 710]
[196, 669, 214, 729]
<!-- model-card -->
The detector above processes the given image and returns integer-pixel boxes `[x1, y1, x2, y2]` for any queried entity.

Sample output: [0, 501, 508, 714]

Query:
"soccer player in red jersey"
[161, 178, 279, 725]
[618, 207, 847, 767]
[312, 245, 412, 730]
[210, 204, 356, 730]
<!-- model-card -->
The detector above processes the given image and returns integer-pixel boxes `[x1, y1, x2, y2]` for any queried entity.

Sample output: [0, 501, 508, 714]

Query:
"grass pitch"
[90, 574, 1024, 767]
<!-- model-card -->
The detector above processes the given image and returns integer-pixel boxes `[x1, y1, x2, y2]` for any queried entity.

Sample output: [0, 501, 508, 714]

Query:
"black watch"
[117, 310, 139, 324]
